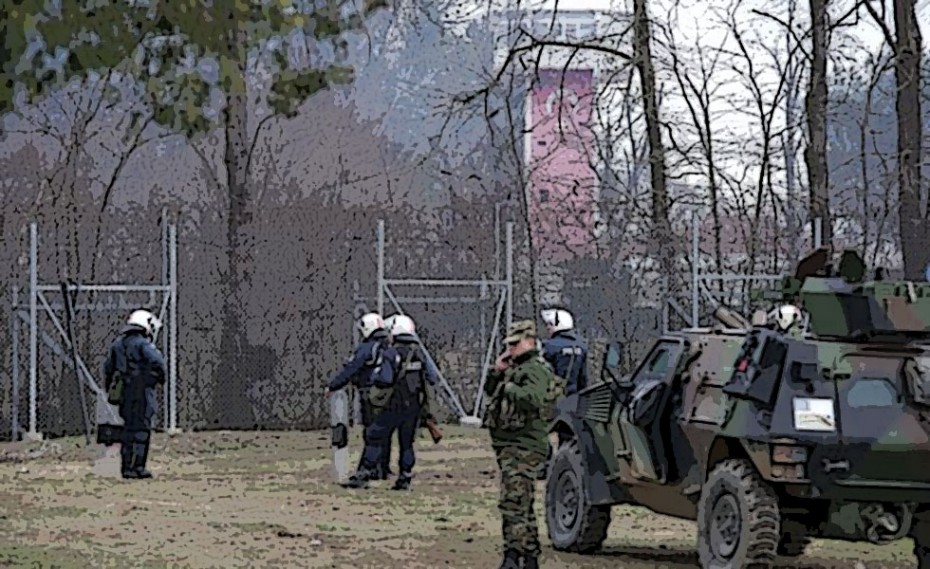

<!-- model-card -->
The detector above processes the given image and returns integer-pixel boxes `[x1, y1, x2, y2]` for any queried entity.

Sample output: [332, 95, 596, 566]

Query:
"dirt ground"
[0, 425, 917, 568]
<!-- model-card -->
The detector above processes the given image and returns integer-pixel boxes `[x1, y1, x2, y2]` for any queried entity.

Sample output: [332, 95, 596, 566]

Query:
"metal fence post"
[28, 222, 39, 440]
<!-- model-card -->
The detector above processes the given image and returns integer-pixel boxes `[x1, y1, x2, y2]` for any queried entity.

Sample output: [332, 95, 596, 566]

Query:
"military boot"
[497, 549, 521, 569]
[341, 468, 373, 489]
[523, 552, 540, 569]
[391, 472, 412, 491]
[132, 441, 153, 479]
[120, 444, 136, 479]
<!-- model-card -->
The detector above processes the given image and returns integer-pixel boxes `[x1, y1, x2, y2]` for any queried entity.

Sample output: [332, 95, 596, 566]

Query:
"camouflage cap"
[504, 319, 537, 344]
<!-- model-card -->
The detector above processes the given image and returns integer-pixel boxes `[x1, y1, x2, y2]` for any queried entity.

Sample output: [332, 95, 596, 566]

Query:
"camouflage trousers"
[493, 445, 545, 556]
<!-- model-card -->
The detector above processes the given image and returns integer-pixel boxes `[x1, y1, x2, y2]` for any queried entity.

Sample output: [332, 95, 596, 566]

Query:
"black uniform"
[345, 333, 437, 490]
[103, 324, 167, 479]
[327, 328, 393, 479]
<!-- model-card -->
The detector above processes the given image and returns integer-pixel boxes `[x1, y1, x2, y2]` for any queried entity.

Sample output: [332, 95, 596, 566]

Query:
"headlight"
[772, 444, 808, 464]
[792, 397, 836, 432]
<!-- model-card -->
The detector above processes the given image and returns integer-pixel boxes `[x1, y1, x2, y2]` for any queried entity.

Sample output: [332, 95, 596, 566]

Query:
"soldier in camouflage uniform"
[483, 320, 555, 569]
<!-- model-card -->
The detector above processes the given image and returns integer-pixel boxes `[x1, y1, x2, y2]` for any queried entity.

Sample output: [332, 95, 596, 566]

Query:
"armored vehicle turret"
[544, 248, 930, 568]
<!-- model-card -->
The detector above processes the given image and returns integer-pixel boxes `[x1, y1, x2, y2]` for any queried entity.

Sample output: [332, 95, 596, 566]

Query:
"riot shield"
[95, 390, 124, 445]
[330, 388, 350, 484]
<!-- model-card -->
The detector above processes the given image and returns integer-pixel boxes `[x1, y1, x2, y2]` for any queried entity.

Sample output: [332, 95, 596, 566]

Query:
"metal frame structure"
[9, 218, 179, 441]
[668, 215, 825, 330]
[352, 219, 514, 423]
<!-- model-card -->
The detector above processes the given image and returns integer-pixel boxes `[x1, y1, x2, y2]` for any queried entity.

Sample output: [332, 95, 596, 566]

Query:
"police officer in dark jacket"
[344, 314, 438, 490]
[103, 309, 167, 480]
[540, 308, 588, 474]
[540, 308, 589, 396]
[326, 312, 393, 479]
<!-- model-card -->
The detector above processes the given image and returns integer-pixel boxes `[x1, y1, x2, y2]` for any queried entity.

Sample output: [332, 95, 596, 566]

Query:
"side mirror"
[605, 342, 623, 369]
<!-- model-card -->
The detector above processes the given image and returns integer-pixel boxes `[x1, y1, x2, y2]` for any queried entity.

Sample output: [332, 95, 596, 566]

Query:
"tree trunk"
[805, 0, 831, 250]
[213, 24, 256, 429]
[633, 0, 671, 275]
[784, 0, 801, 263]
[894, 0, 927, 279]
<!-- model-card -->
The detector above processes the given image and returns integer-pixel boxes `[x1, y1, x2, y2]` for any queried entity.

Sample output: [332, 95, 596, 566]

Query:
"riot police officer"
[344, 314, 438, 490]
[540, 308, 589, 395]
[103, 309, 168, 480]
[326, 312, 393, 479]
[540, 308, 588, 470]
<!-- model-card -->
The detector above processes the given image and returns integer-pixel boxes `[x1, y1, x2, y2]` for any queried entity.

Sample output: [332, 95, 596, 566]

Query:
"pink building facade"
[526, 68, 600, 262]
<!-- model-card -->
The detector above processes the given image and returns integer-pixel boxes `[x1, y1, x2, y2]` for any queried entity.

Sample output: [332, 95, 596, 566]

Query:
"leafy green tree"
[0, 0, 389, 428]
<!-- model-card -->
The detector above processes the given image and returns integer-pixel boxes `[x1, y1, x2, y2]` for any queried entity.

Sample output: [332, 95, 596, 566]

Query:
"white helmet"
[358, 312, 384, 339]
[384, 314, 397, 335]
[541, 308, 574, 334]
[390, 314, 416, 336]
[127, 309, 161, 336]
[774, 305, 803, 332]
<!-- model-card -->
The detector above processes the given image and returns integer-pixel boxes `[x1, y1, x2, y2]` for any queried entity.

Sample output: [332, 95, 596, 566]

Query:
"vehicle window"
[847, 378, 898, 408]
[605, 344, 621, 369]
[647, 349, 670, 374]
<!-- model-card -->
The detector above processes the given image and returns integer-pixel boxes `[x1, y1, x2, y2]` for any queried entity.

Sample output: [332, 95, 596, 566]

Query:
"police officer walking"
[344, 314, 438, 490]
[484, 320, 555, 569]
[103, 309, 168, 480]
[326, 312, 393, 479]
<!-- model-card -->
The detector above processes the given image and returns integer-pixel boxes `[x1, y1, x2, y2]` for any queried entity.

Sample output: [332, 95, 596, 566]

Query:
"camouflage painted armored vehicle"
[545, 247, 930, 568]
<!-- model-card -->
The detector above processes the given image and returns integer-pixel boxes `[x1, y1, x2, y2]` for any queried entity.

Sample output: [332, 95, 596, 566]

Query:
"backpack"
[367, 341, 398, 408]
[396, 346, 424, 405]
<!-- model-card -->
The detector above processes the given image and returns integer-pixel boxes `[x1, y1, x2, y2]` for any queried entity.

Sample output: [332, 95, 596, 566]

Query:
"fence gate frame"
[9, 216, 180, 441]
[352, 219, 515, 423]
[667, 215, 825, 331]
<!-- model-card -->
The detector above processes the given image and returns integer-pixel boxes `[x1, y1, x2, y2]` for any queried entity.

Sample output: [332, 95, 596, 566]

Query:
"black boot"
[132, 439, 153, 479]
[497, 549, 521, 569]
[341, 468, 373, 489]
[523, 552, 539, 569]
[391, 472, 412, 491]
[120, 443, 136, 479]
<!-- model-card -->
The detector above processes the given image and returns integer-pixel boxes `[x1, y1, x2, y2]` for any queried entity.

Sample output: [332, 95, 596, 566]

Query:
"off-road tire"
[697, 459, 780, 569]
[545, 440, 611, 553]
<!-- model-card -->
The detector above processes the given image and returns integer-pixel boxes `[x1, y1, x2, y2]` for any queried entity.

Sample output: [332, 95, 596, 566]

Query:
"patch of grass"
[0, 541, 165, 569]
[229, 521, 289, 534]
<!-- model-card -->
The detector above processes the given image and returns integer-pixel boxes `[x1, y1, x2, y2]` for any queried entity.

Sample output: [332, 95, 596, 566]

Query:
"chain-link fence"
[0, 195, 680, 440]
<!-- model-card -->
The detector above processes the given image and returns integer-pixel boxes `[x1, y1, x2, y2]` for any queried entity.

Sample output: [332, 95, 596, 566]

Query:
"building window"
[539, 189, 549, 202]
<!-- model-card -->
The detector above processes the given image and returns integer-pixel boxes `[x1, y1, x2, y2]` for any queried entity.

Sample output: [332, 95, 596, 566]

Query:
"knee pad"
[332, 424, 348, 449]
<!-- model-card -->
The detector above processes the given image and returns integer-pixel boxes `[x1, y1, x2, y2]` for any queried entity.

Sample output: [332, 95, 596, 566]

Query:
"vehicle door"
[617, 338, 686, 483]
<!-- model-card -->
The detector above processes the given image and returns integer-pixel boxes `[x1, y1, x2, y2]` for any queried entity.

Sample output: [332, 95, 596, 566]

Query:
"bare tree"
[863, 0, 926, 278]
[633, 0, 673, 275]
[806, 0, 832, 249]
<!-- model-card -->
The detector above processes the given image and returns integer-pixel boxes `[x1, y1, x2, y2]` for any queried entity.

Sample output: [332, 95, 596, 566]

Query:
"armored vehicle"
[545, 248, 930, 568]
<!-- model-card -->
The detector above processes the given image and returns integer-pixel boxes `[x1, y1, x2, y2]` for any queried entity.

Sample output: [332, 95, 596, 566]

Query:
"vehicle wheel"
[545, 440, 611, 553]
[777, 519, 810, 557]
[697, 459, 780, 569]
